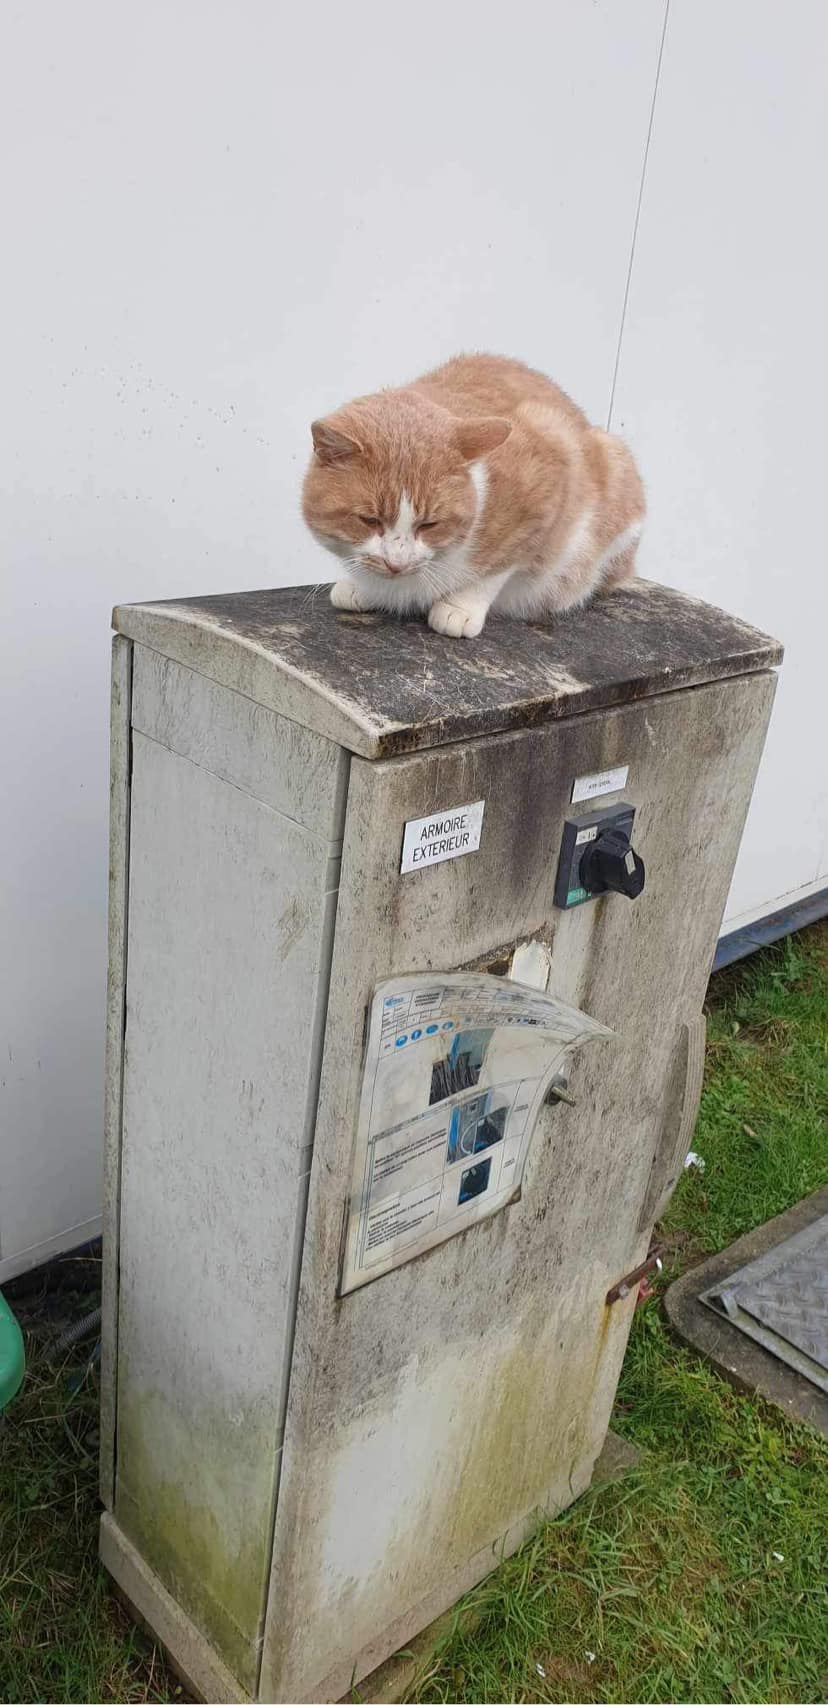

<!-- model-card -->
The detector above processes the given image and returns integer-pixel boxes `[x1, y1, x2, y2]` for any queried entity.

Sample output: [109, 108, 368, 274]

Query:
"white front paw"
[428, 599, 486, 639]
[330, 579, 366, 612]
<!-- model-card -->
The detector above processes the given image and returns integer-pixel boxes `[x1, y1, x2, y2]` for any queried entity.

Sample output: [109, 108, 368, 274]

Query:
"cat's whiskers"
[299, 583, 324, 615]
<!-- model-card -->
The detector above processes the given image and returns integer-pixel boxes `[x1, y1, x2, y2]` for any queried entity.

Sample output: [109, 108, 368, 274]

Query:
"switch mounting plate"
[554, 802, 637, 909]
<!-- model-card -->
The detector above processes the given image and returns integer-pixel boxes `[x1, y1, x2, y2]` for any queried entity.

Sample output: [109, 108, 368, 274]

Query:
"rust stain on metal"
[606, 1244, 665, 1305]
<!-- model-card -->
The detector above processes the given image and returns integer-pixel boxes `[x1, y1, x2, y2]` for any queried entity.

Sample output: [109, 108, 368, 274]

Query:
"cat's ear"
[454, 417, 512, 462]
[311, 416, 363, 466]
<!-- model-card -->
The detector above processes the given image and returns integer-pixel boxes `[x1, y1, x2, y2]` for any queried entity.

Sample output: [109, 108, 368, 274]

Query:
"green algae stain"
[438, 1325, 601, 1571]
[115, 1390, 273, 1690]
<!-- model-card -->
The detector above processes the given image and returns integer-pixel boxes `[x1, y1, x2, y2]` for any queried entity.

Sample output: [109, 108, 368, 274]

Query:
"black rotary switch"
[580, 825, 645, 899]
[554, 802, 646, 909]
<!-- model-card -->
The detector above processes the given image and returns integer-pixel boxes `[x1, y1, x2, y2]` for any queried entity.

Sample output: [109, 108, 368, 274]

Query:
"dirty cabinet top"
[113, 581, 782, 760]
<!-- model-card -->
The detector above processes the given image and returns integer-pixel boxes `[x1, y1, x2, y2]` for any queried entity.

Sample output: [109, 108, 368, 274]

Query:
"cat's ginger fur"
[303, 354, 644, 639]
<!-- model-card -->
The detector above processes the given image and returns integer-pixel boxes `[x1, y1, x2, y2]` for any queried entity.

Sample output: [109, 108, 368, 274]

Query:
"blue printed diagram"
[458, 1156, 492, 1204]
[446, 1091, 507, 1166]
[430, 1027, 493, 1105]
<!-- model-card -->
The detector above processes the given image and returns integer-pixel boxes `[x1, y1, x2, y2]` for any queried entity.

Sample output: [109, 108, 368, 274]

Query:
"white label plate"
[401, 800, 485, 874]
[571, 764, 629, 803]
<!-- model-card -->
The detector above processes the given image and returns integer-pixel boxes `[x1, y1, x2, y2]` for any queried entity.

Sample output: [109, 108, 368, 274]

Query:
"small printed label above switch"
[571, 764, 629, 803]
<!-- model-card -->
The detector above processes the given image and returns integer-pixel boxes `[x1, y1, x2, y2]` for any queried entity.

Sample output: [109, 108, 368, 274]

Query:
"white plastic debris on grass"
[586, 1652, 596, 1663]
[684, 1151, 706, 1172]
[536, 1663, 546, 1677]
[772, 1551, 784, 1562]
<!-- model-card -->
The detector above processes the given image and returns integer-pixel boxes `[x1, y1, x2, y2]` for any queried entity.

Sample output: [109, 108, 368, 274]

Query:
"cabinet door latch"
[606, 1245, 664, 1305]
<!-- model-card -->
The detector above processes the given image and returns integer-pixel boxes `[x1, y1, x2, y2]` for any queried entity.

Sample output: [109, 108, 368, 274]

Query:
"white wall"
[612, 0, 828, 930]
[0, 0, 666, 1277]
[1, 0, 825, 1277]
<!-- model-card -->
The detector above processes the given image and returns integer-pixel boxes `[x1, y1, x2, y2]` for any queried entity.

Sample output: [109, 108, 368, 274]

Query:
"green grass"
[410, 1320, 827, 1705]
[0, 925, 825, 1704]
[0, 1272, 178, 1705]
[666, 927, 827, 1265]
[411, 923, 828, 1705]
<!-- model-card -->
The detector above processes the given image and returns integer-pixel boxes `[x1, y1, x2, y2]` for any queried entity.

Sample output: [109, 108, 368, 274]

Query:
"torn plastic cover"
[340, 971, 612, 1294]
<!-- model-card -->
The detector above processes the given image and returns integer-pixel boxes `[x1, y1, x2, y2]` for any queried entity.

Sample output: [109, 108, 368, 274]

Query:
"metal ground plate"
[700, 1214, 827, 1393]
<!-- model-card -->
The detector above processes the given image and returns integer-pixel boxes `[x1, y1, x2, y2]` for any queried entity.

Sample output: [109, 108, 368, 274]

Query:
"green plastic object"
[0, 1288, 25, 1411]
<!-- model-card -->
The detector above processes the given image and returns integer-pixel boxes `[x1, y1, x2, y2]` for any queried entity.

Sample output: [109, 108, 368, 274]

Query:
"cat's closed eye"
[418, 520, 438, 530]
[357, 514, 380, 528]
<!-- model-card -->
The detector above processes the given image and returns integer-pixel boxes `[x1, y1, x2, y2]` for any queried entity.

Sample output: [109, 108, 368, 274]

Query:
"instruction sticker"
[339, 972, 612, 1294]
[400, 801, 485, 874]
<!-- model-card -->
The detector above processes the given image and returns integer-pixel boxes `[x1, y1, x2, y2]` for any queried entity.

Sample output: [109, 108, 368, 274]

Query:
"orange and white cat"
[302, 354, 644, 639]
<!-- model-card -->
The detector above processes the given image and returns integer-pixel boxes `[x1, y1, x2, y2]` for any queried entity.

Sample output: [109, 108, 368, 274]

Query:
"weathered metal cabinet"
[100, 582, 781, 1702]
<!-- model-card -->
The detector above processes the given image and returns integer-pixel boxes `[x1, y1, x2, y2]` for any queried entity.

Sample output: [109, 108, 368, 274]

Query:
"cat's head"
[302, 390, 510, 578]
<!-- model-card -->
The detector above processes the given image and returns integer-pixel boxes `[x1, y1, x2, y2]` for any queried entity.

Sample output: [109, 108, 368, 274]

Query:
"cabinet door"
[113, 692, 343, 1689]
[261, 669, 775, 1703]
